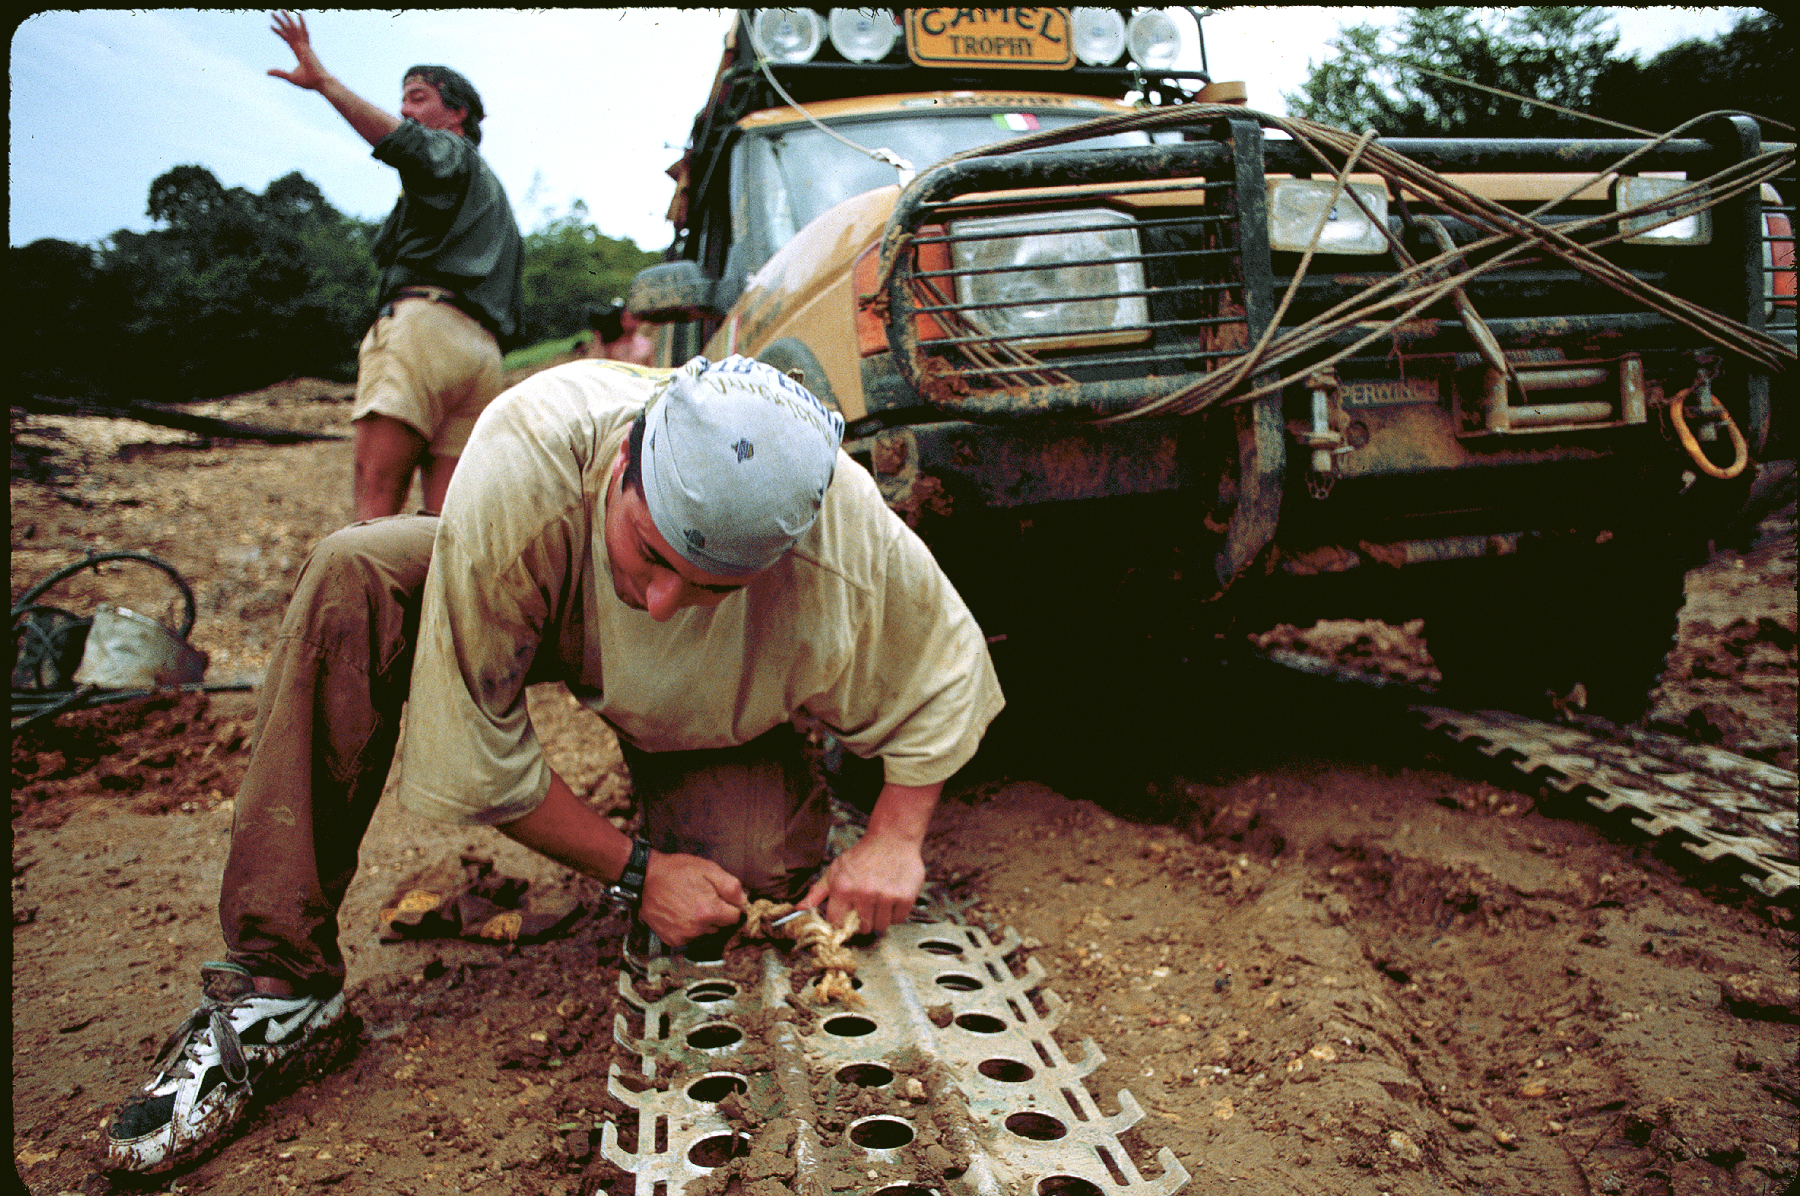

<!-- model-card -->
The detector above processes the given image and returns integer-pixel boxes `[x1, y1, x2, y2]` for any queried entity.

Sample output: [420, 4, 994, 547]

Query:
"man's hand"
[640, 850, 745, 946]
[798, 829, 926, 935]
[798, 780, 941, 935]
[265, 10, 397, 145]
[499, 771, 743, 947]
[268, 11, 329, 92]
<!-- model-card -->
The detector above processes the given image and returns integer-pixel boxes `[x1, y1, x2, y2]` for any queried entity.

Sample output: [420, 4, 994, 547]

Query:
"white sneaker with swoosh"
[104, 961, 355, 1175]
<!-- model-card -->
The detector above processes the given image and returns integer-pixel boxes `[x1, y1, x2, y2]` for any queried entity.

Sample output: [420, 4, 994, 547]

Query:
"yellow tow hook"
[1668, 372, 1749, 481]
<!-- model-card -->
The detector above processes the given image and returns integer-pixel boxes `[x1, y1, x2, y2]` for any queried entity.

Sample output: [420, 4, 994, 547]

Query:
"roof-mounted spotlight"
[752, 8, 826, 63]
[828, 8, 900, 63]
[1127, 10, 1183, 70]
[1070, 7, 1127, 66]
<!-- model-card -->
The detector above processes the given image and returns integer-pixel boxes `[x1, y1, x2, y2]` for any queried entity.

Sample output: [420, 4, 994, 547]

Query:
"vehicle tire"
[1423, 536, 1690, 725]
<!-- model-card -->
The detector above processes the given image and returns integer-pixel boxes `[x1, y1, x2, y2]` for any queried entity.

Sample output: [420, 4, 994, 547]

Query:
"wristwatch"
[606, 836, 652, 912]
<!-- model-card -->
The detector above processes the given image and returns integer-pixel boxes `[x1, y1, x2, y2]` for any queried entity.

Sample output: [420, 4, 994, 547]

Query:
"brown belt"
[390, 285, 457, 304]
[377, 286, 484, 328]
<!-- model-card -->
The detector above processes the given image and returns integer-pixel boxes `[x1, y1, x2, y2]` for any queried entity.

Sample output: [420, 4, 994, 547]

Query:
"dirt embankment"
[10, 382, 1798, 1196]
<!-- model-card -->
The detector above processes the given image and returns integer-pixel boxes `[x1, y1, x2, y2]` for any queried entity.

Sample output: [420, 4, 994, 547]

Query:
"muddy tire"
[1423, 536, 1690, 724]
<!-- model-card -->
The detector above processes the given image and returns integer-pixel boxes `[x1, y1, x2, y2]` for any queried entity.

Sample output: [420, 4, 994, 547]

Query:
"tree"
[146, 163, 231, 228]
[1591, 11, 1791, 135]
[259, 170, 334, 223]
[18, 169, 660, 404]
[12, 239, 105, 398]
[73, 166, 382, 401]
[1286, 7, 1623, 137]
[518, 200, 663, 347]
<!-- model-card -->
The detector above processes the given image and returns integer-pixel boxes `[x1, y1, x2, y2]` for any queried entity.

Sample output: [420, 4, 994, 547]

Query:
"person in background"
[585, 299, 657, 365]
[269, 9, 525, 519]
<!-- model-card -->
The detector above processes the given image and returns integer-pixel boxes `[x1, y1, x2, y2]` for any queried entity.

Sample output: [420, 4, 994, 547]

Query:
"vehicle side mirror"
[626, 261, 724, 322]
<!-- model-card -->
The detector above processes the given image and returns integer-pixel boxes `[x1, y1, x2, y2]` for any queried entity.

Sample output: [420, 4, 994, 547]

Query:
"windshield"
[731, 109, 1177, 278]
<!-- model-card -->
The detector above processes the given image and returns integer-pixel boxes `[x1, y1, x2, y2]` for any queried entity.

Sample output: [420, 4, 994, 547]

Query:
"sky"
[8, 7, 1760, 254]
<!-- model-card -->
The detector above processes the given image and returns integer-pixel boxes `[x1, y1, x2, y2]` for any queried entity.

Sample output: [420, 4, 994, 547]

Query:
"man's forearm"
[312, 73, 400, 147]
[799, 779, 941, 933]
[496, 769, 634, 881]
[499, 766, 749, 946]
[865, 780, 942, 846]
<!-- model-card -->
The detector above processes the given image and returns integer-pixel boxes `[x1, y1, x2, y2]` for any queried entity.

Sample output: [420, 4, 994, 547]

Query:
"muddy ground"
[10, 375, 1798, 1196]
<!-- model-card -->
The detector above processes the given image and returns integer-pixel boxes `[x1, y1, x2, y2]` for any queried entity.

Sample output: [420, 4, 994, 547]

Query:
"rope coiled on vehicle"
[873, 104, 1794, 424]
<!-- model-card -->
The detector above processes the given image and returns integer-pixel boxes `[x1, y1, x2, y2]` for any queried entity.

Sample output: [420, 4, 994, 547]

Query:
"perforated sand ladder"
[601, 916, 1190, 1196]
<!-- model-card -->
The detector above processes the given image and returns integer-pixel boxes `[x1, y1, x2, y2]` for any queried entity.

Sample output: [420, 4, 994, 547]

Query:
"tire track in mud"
[930, 753, 1797, 1196]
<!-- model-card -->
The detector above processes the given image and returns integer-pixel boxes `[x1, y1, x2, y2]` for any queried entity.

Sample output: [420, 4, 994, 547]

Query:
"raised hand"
[268, 10, 329, 92]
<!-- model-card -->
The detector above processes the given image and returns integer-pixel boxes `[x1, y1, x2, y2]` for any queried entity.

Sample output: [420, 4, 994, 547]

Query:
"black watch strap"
[606, 836, 652, 912]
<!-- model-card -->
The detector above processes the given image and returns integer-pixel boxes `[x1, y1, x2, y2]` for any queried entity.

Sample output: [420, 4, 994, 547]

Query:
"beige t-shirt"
[397, 359, 1005, 826]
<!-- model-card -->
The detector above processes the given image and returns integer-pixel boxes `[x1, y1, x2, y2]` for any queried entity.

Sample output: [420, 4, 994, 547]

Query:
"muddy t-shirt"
[371, 120, 524, 339]
[396, 359, 1005, 825]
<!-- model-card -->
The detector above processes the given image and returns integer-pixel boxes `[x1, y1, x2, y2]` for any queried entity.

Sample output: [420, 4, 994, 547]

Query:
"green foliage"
[1286, 6, 1623, 137]
[12, 238, 104, 398]
[15, 165, 381, 402]
[502, 334, 588, 373]
[1591, 12, 1791, 134]
[1287, 8, 1789, 141]
[518, 200, 663, 347]
[16, 168, 661, 404]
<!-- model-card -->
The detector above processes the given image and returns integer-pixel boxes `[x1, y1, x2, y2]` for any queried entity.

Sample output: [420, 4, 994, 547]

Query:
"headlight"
[828, 8, 899, 62]
[949, 208, 1149, 348]
[1265, 179, 1390, 255]
[1616, 176, 1712, 246]
[1127, 10, 1182, 69]
[1070, 8, 1127, 66]
[752, 9, 826, 63]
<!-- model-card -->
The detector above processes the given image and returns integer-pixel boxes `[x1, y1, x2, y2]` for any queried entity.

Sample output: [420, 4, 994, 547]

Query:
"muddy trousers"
[219, 515, 827, 996]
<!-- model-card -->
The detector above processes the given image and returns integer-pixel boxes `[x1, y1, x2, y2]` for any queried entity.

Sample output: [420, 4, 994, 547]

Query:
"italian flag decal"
[994, 113, 1040, 132]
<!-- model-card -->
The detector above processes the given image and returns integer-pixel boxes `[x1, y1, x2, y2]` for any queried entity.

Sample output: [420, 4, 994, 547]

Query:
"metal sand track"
[1414, 703, 1798, 901]
[601, 915, 1189, 1196]
[1261, 646, 1798, 903]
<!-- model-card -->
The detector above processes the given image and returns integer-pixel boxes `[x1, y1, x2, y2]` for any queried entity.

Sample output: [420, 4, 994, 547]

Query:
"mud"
[10, 379, 1797, 1195]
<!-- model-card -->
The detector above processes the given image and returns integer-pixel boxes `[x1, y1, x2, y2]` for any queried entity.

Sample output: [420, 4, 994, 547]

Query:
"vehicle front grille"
[1765, 157, 1796, 333]
[904, 191, 1251, 388]
[873, 118, 1784, 421]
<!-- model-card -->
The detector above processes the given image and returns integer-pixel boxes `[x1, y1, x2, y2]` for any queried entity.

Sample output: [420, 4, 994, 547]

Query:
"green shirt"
[372, 120, 524, 339]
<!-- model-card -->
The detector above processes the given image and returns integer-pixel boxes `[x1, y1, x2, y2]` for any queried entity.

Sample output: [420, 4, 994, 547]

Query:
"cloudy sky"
[9, 7, 1756, 254]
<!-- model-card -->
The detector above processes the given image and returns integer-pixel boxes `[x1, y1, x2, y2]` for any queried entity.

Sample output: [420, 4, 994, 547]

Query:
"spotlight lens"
[1127, 10, 1182, 70]
[828, 8, 899, 63]
[752, 8, 826, 63]
[1070, 7, 1127, 66]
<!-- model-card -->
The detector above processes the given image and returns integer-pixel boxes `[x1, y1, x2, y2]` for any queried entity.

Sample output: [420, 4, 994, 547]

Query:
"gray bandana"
[639, 356, 846, 577]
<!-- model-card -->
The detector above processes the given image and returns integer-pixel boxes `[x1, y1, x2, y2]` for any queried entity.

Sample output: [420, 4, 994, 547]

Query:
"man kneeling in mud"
[102, 353, 1002, 1174]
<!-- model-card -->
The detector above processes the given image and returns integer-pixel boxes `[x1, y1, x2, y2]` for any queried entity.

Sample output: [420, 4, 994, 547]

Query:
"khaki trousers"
[219, 515, 826, 995]
[354, 297, 504, 458]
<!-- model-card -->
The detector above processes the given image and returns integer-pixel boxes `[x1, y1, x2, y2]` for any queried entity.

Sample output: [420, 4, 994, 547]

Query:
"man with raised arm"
[269, 10, 524, 519]
[102, 354, 1004, 1175]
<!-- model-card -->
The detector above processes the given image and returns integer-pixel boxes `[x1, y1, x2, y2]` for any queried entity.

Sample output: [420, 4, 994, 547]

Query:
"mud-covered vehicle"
[630, 7, 1795, 727]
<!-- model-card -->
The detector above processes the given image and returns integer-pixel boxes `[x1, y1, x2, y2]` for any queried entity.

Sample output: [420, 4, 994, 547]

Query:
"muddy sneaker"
[104, 961, 353, 1175]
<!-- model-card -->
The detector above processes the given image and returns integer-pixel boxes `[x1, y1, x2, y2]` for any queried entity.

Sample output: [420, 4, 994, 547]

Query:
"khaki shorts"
[355, 294, 504, 458]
